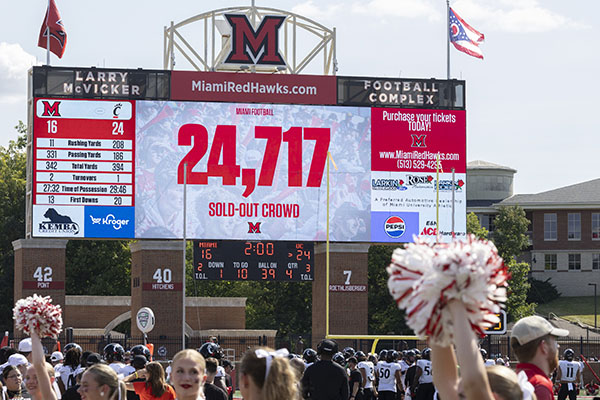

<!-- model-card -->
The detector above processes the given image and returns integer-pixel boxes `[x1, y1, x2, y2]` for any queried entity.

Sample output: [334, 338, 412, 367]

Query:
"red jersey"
[133, 381, 176, 400]
[516, 363, 553, 400]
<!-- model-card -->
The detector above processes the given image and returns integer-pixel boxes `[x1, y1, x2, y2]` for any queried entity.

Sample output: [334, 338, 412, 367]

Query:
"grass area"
[536, 296, 598, 326]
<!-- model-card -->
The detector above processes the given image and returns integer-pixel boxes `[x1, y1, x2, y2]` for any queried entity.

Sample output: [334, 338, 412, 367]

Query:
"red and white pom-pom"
[387, 235, 509, 346]
[13, 294, 63, 338]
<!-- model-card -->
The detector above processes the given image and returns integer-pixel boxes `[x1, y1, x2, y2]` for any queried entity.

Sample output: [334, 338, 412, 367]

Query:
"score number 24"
[177, 124, 331, 197]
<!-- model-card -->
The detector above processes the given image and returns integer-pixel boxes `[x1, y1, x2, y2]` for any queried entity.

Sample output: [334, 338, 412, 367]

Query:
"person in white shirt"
[376, 350, 402, 400]
[356, 351, 376, 400]
[557, 349, 582, 400]
[103, 343, 135, 378]
[412, 348, 434, 400]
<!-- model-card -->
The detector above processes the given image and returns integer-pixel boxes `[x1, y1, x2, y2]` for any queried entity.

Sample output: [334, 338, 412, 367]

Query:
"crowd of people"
[2, 316, 600, 400]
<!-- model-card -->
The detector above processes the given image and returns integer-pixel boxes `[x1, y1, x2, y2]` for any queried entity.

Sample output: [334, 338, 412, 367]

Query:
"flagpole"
[446, 0, 450, 79]
[46, 0, 50, 65]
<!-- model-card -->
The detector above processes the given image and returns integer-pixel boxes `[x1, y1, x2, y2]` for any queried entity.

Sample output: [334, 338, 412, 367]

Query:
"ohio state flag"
[38, 0, 67, 58]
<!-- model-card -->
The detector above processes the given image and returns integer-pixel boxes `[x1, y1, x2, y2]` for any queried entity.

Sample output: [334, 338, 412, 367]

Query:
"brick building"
[467, 160, 600, 296]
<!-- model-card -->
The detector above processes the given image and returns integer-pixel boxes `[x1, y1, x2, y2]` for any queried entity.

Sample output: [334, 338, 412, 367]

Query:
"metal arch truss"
[163, 5, 337, 75]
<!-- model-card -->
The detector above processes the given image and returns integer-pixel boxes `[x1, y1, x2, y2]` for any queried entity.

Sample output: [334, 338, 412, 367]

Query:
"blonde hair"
[240, 347, 298, 400]
[172, 349, 206, 371]
[85, 364, 126, 400]
[486, 365, 524, 400]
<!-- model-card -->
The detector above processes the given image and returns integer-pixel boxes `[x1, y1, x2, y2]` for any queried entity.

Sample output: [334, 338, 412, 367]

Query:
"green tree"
[493, 206, 529, 261]
[65, 240, 131, 295]
[505, 259, 536, 320]
[0, 122, 27, 333]
[368, 245, 411, 334]
[492, 205, 535, 321]
[466, 212, 488, 240]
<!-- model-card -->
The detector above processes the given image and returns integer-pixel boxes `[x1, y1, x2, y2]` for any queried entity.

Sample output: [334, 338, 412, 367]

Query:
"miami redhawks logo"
[224, 14, 286, 66]
[411, 134, 427, 148]
[42, 101, 61, 117]
[248, 222, 262, 234]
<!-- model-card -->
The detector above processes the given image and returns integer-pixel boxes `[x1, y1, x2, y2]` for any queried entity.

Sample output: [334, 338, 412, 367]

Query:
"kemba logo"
[248, 222, 262, 234]
[42, 101, 61, 117]
[224, 14, 286, 66]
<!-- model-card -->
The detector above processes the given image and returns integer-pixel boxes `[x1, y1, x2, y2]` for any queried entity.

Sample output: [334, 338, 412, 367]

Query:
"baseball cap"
[317, 339, 338, 355]
[18, 338, 32, 353]
[51, 351, 64, 362]
[86, 353, 103, 366]
[7, 354, 28, 367]
[511, 316, 569, 345]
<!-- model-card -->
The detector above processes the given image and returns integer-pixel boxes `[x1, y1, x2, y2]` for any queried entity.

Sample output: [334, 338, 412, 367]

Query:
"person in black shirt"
[221, 360, 234, 400]
[348, 357, 364, 400]
[204, 357, 227, 400]
[301, 339, 350, 400]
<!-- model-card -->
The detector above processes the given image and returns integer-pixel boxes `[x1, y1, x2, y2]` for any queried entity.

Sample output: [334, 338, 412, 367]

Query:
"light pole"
[589, 283, 597, 329]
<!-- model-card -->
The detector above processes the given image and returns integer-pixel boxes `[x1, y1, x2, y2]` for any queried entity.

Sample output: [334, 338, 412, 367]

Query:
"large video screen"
[32, 96, 465, 242]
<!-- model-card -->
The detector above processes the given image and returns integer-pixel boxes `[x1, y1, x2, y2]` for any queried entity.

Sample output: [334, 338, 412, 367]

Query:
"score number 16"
[177, 124, 331, 197]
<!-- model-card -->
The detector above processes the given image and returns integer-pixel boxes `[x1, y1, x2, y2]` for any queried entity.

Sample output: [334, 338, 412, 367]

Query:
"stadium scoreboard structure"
[27, 66, 466, 249]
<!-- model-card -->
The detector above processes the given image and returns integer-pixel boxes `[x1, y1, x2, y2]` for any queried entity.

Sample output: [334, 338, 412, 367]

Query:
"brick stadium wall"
[62, 296, 246, 332]
[312, 243, 370, 348]
[13, 239, 68, 334]
[130, 241, 184, 338]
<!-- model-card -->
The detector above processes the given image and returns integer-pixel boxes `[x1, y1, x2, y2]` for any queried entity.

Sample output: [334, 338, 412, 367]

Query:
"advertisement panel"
[171, 71, 336, 105]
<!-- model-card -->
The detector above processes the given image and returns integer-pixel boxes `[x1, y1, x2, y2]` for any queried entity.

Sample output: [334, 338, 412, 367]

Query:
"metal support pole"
[590, 283, 597, 329]
[182, 163, 187, 349]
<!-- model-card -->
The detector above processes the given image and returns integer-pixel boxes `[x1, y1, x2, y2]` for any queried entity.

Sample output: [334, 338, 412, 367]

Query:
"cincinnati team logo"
[41, 101, 61, 117]
[113, 103, 122, 118]
[384, 216, 406, 238]
[248, 222, 262, 234]
[411, 134, 427, 148]
[224, 14, 286, 65]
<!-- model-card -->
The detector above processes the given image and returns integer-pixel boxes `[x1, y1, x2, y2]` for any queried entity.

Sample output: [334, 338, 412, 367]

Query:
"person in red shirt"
[510, 316, 569, 400]
[123, 361, 176, 400]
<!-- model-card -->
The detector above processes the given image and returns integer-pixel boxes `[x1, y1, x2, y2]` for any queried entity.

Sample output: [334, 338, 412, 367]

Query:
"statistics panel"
[32, 98, 135, 238]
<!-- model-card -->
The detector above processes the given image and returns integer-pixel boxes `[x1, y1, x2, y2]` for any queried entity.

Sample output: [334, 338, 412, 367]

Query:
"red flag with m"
[38, 0, 67, 58]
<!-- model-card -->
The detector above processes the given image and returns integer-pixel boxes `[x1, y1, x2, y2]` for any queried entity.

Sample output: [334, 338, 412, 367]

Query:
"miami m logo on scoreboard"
[224, 14, 286, 66]
[41, 100, 61, 117]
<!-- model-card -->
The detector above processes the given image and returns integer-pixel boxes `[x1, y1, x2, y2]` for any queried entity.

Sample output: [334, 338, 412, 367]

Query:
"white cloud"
[291, 1, 344, 21]
[351, 0, 441, 21]
[292, 0, 442, 22]
[0, 43, 37, 104]
[453, 0, 589, 33]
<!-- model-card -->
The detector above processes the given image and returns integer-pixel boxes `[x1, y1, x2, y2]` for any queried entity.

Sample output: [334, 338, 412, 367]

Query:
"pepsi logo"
[384, 216, 406, 238]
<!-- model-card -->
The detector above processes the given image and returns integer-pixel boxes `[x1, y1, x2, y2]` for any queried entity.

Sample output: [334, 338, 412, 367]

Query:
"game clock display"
[193, 240, 314, 281]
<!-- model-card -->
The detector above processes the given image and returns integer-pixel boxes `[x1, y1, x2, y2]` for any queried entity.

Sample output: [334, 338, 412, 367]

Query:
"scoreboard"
[193, 240, 314, 281]
[28, 66, 467, 243]
[32, 99, 135, 238]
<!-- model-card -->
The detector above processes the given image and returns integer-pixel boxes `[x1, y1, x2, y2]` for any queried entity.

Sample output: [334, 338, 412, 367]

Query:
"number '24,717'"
[177, 124, 331, 197]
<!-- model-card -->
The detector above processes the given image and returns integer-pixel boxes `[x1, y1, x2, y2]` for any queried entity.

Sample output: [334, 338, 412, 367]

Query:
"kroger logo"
[89, 213, 130, 230]
[371, 178, 407, 191]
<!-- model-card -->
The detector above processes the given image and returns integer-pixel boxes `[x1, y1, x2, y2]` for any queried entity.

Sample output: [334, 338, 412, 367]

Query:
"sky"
[1, 0, 597, 195]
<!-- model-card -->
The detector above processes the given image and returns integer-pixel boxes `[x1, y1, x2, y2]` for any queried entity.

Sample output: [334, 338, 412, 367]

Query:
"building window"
[544, 254, 557, 270]
[568, 213, 581, 240]
[568, 254, 581, 270]
[544, 213, 557, 240]
[593, 213, 600, 240]
[593, 254, 600, 270]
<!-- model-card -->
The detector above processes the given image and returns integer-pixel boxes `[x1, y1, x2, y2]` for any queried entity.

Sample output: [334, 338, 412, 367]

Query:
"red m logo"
[411, 134, 427, 148]
[42, 101, 61, 117]
[248, 222, 262, 234]
[224, 14, 286, 65]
